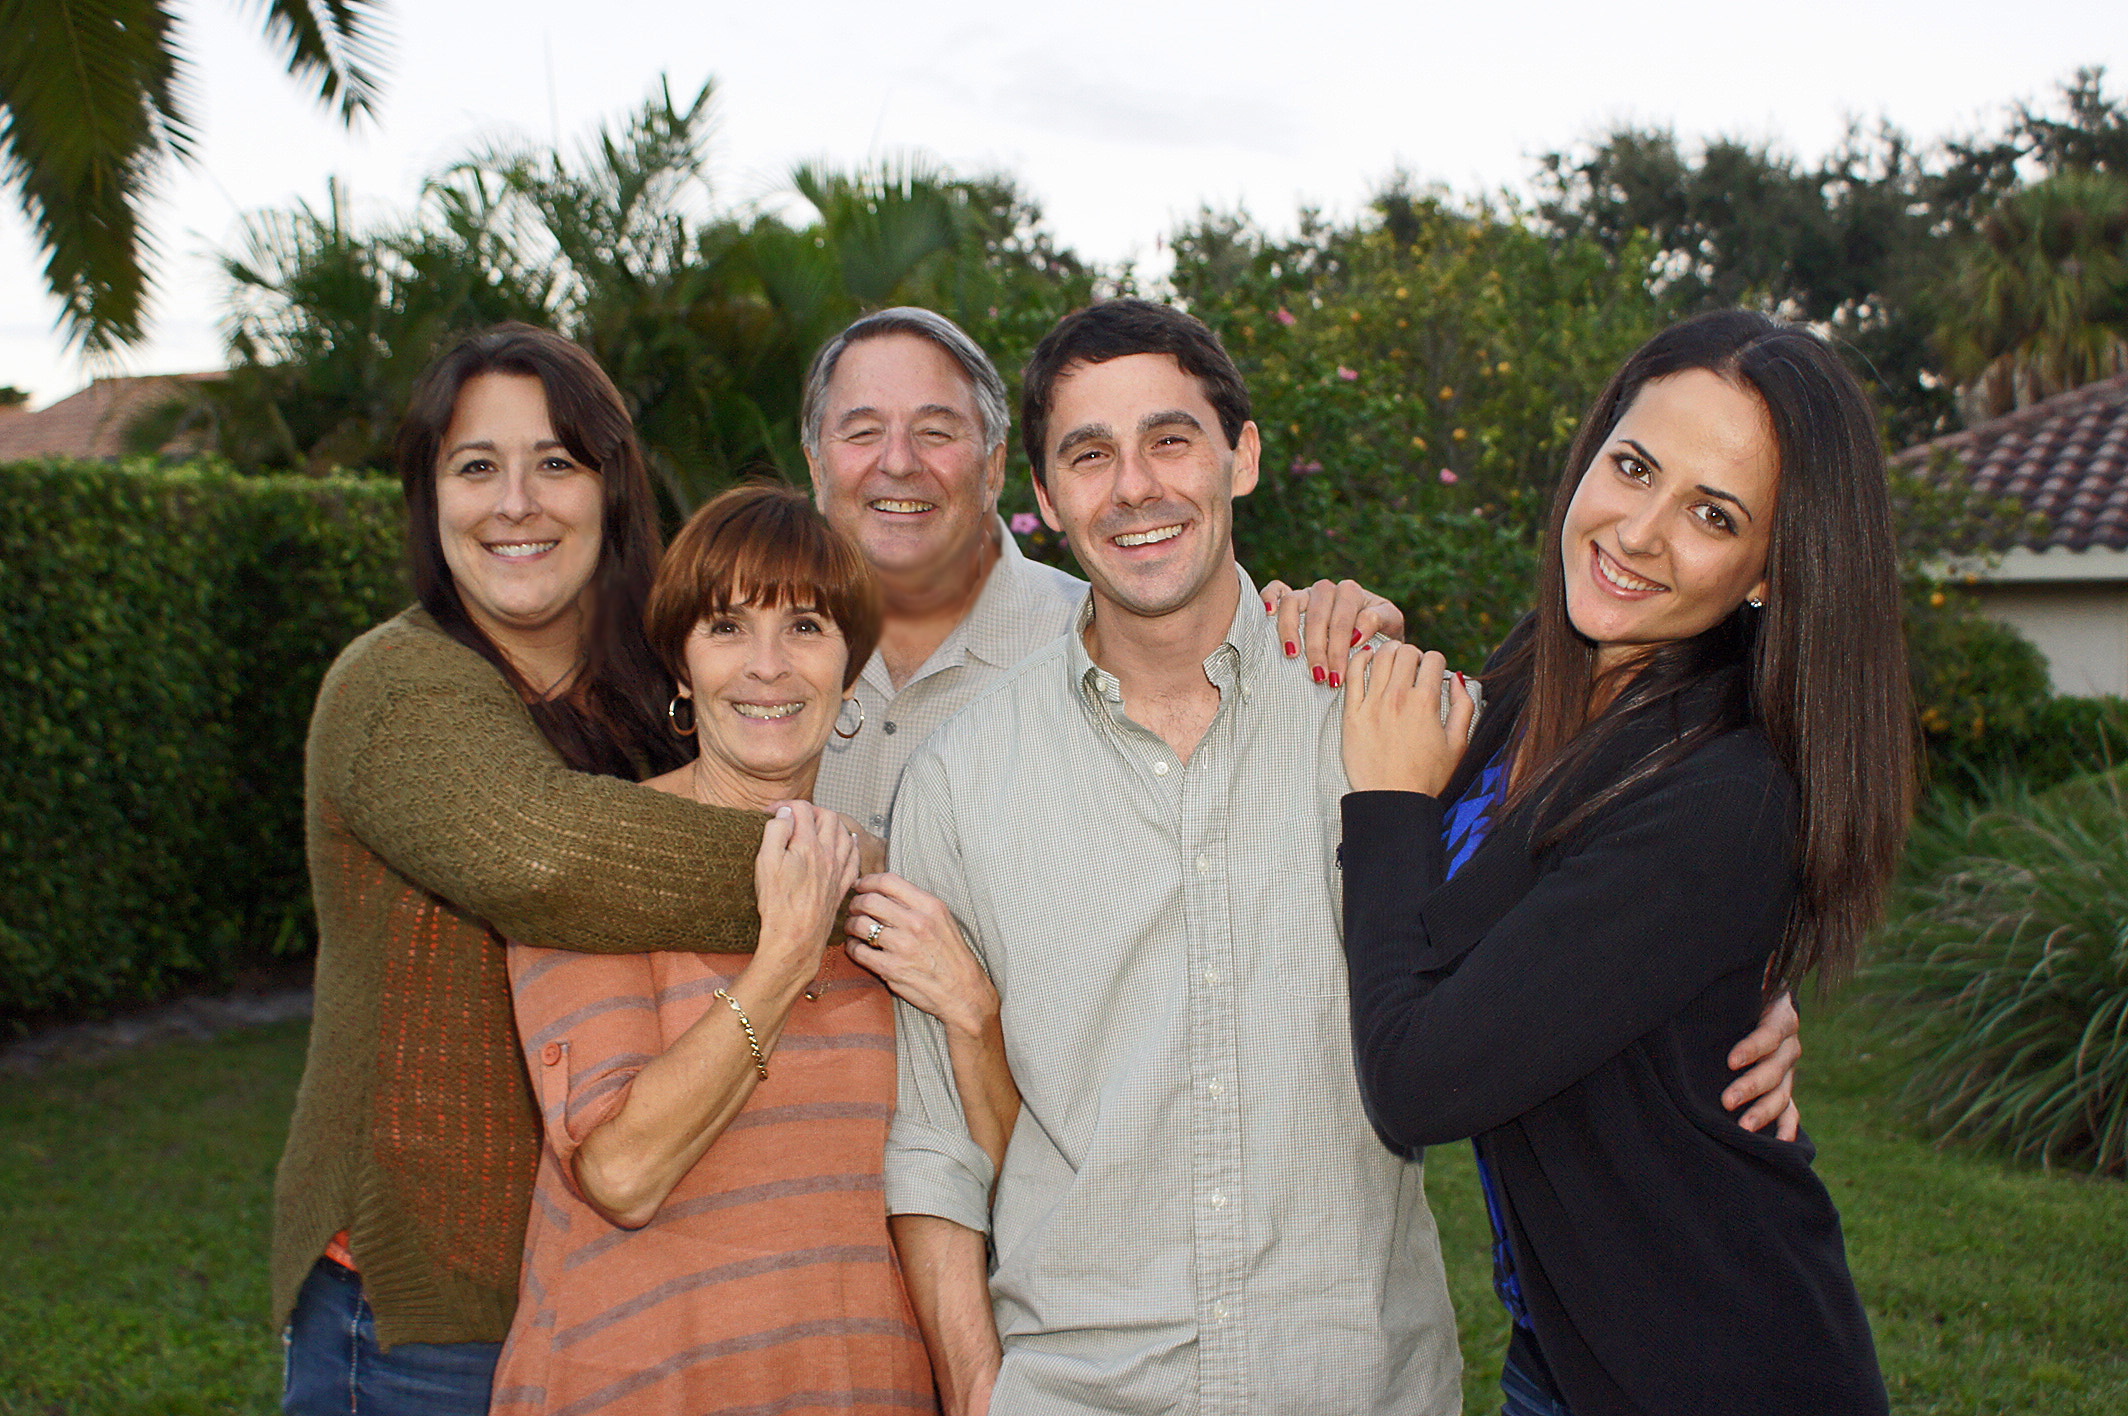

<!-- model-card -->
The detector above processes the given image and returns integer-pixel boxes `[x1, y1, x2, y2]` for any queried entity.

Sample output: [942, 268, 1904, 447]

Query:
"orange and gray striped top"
[491, 941, 935, 1416]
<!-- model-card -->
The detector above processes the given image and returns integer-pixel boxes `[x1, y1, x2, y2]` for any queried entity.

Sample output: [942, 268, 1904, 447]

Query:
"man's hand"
[1261, 578, 1406, 689]
[1724, 992, 1802, 1140]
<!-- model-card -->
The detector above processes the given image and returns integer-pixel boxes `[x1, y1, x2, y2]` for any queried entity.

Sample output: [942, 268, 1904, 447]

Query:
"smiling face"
[679, 599, 853, 798]
[1032, 352, 1260, 622]
[434, 372, 605, 661]
[1561, 368, 1779, 672]
[806, 332, 1006, 583]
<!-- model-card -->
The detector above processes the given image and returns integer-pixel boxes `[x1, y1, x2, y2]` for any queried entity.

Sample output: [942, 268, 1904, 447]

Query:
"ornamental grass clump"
[1867, 770, 2128, 1175]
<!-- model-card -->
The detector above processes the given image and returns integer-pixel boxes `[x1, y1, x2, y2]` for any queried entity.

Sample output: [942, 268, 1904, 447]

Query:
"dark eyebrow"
[1140, 409, 1204, 437]
[1053, 422, 1115, 461]
[443, 438, 568, 460]
[1618, 438, 1661, 471]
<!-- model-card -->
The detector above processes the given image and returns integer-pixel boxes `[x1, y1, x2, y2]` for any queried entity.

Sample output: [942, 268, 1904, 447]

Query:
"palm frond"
[0, 0, 194, 348]
[247, 0, 389, 124]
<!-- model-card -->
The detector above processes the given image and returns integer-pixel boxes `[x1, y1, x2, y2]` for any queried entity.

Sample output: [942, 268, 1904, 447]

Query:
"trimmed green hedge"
[0, 459, 404, 1025]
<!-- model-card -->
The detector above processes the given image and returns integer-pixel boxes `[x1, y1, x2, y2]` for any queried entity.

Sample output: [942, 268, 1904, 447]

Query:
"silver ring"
[865, 919, 885, 944]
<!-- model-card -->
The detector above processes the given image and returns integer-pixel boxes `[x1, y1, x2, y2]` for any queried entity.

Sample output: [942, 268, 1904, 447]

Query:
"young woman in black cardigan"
[1341, 310, 1909, 1416]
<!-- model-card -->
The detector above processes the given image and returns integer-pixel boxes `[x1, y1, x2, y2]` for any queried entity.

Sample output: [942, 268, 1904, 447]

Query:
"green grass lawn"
[0, 1021, 307, 1416]
[2, 1005, 2122, 1414]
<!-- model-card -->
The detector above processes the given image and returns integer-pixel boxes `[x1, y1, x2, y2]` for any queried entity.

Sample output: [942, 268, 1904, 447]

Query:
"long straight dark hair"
[1496, 309, 1916, 992]
[395, 323, 685, 779]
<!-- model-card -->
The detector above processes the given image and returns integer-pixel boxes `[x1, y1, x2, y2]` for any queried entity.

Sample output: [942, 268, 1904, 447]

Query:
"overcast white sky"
[3, 0, 2123, 404]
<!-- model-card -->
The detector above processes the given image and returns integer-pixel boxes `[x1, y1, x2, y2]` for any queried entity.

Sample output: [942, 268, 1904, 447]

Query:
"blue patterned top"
[1440, 752, 1533, 1332]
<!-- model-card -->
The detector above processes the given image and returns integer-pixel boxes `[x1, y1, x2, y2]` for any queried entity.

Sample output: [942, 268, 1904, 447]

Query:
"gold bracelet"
[714, 988, 768, 1081]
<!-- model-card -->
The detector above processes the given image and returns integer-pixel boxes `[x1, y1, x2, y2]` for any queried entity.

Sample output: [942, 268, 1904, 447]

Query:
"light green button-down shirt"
[885, 565, 1459, 1416]
[813, 518, 1084, 831]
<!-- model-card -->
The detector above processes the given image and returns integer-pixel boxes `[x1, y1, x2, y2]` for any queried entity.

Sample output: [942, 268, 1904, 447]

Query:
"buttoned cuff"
[884, 1116, 996, 1234]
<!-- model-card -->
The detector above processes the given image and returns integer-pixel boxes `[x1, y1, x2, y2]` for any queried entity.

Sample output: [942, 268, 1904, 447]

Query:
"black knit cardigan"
[1339, 666, 1888, 1416]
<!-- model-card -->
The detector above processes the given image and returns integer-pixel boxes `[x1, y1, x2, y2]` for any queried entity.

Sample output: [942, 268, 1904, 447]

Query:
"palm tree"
[0, 0, 389, 352]
[163, 79, 1086, 511]
[1937, 170, 2128, 420]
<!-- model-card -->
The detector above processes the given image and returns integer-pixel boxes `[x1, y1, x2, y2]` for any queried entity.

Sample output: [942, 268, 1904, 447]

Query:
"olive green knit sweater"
[272, 609, 763, 1348]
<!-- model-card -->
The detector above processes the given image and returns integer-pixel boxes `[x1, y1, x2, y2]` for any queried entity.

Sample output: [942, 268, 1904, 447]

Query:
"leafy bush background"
[0, 459, 403, 1026]
[1866, 771, 2128, 1174]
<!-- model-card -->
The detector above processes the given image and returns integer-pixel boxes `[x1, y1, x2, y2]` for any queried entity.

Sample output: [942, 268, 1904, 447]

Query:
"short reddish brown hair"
[645, 483, 883, 691]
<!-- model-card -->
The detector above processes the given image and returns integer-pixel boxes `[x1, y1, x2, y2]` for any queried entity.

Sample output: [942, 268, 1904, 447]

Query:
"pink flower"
[1009, 512, 1041, 534]
[1438, 468, 1459, 485]
[1337, 366, 1358, 382]
[1274, 307, 1296, 326]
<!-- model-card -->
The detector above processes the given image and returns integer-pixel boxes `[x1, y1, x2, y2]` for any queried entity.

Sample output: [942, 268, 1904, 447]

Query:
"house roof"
[0, 373, 221, 463]
[1895, 371, 2128, 553]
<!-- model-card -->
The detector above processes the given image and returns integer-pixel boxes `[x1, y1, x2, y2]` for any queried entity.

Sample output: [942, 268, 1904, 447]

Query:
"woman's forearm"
[326, 624, 764, 954]
[571, 947, 816, 1228]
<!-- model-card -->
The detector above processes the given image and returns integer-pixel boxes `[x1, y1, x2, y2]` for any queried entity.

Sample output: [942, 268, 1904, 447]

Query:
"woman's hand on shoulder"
[1341, 644, 1475, 797]
[844, 874, 997, 1039]
[753, 802, 860, 958]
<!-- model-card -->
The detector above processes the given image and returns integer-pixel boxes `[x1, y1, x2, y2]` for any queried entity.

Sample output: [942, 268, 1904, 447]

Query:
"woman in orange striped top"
[491, 484, 1017, 1416]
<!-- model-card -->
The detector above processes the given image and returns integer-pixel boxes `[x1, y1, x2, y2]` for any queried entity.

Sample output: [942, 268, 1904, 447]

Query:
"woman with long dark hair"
[1338, 310, 1908, 1415]
[275, 325, 774, 1413]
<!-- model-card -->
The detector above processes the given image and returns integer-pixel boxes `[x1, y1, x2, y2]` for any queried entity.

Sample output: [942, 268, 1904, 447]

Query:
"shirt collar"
[957, 516, 1054, 670]
[1068, 562, 1269, 706]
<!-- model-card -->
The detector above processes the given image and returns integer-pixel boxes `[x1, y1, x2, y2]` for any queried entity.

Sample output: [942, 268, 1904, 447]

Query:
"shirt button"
[1208, 1189, 1228, 1209]
[882, 721, 897, 735]
[1213, 1301, 1229, 1322]
[1207, 1079, 1225, 1097]
[1195, 854, 1211, 875]
[540, 1043, 562, 1065]
[1153, 760, 1170, 777]
[1203, 969, 1221, 986]
[870, 814, 886, 830]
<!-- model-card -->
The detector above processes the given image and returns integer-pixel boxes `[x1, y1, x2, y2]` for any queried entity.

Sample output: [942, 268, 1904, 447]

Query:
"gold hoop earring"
[667, 693, 697, 736]
[832, 697, 865, 740]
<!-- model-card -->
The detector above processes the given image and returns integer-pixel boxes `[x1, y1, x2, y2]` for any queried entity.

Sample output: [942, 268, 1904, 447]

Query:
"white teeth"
[1115, 524, 1184, 548]
[1595, 548, 1664, 593]
[871, 499, 934, 514]
[732, 702, 804, 720]
[489, 541, 557, 559]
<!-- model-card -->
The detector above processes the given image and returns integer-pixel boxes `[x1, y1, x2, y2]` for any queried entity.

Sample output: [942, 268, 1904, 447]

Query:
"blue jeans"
[282, 1258, 500, 1415]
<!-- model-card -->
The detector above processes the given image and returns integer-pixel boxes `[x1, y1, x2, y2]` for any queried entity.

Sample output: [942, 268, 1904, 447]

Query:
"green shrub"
[1867, 772, 2128, 1174]
[1930, 693, 2128, 797]
[0, 459, 403, 1025]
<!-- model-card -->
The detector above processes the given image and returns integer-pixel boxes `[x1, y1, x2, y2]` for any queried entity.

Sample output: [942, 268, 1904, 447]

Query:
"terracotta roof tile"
[1896, 372, 2128, 552]
[0, 373, 222, 463]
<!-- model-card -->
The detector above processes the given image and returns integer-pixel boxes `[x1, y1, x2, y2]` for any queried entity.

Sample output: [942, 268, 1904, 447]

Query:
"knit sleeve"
[314, 616, 763, 953]
[1341, 736, 1795, 1147]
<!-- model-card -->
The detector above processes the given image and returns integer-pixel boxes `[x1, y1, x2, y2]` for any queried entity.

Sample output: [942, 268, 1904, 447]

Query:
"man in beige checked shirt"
[879, 300, 1802, 1415]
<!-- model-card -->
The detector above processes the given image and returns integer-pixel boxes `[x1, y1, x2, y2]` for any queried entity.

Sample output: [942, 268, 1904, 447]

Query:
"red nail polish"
[1350, 629, 1363, 647]
[1285, 641, 1298, 657]
[1313, 666, 1326, 684]
[1264, 599, 1276, 614]
[1329, 671, 1342, 688]
[1456, 671, 1466, 688]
